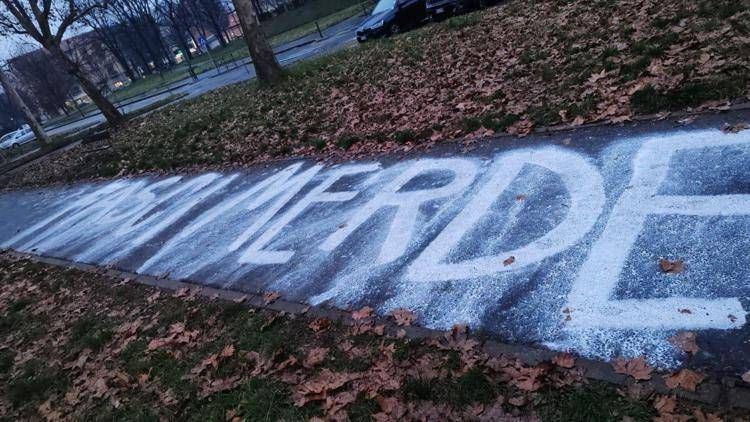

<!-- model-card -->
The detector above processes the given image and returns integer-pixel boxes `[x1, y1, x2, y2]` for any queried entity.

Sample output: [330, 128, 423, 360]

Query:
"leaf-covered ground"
[1, 254, 749, 421]
[2, 0, 749, 189]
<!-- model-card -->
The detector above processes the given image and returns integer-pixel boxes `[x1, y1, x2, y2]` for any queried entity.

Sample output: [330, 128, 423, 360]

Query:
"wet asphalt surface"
[1, 109, 750, 376]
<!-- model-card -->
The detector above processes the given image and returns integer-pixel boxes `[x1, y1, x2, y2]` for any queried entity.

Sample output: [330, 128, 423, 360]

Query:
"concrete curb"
[3, 249, 749, 410]
[476, 100, 750, 142]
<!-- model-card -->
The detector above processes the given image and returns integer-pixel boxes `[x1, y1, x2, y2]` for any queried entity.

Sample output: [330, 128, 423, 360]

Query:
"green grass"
[9, 0, 750, 191]
[336, 133, 360, 149]
[262, 0, 368, 38]
[349, 398, 379, 421]
[1, 257, 747, 420]
[631, 74, 748, 114]
[6, 359, 68, 408]
[446, 13, 482, 30]
[402, 368, 497, 407]
[184, 378, 321, 421]
[68, 314, 114, 353]
[121, 338, 196, 396]
[0, 348, 15, 374]
[88, 403, 160, 422]
[35, 0, 367, 131]
[0, 298, 48, 343]
[231, 312, 313, 357]
[108, 70, 190, 103]
[535, 383, 655, 422]
[394, 129, 416, 143]
[269, 2, 369, 46]
[463, 112, 520, 132]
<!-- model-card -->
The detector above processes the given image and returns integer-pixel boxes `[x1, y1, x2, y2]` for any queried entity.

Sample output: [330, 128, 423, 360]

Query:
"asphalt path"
[43, 14, 366, 138]
[2, 111, 749, 375]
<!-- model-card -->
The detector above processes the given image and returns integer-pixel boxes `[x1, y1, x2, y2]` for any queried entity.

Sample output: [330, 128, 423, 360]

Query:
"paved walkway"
[2, 112, 749, 373]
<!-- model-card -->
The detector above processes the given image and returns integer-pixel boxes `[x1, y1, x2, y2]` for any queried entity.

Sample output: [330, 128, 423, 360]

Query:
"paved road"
[2, 112, 749, 374]
[44, 15, 365, 138]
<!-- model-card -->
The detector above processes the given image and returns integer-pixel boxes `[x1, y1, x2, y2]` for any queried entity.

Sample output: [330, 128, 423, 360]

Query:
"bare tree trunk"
[47, 45, 124, 125]
[0, 69, 50, 146]
[231, 0, 283, 83]
[207, 16, 228, 47]
[109, 46, 137, 81]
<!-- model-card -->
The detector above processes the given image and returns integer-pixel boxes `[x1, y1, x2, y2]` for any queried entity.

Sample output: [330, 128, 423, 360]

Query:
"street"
[44, 14, 365, 138]
[2, 111, 749, 374]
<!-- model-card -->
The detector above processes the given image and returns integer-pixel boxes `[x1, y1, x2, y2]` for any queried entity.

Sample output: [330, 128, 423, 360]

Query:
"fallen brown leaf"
[664, 369, 705, 392]
[612, 356, 653, 381]
[220, 344, 235, 358]
[653, 395, 677, 415]
[352, 306, 374, 320]
[391, 308, 416, 326]
[667, 331, 699, 355]
[303, 347, 329, 368]
[263, 291, 281, 305]
[659, 258, 684, 274]
[552, 353, 576, 369]
[722, 122, 750, 134]
[309, 317, 332, 333]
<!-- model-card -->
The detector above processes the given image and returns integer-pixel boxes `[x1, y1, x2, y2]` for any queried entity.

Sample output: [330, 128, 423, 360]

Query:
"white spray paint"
[320, 158, 478, 265]
[228, 164, 321, 253]
[239, 163, 380, 264]
[407, 147, 606, 281]
[136, 163, 306, 273]
[2, 128, 749, 368]
[565, 133, 749, 331]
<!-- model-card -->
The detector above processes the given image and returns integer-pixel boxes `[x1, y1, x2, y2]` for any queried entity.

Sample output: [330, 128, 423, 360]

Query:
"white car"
[0, 125, 36, 150]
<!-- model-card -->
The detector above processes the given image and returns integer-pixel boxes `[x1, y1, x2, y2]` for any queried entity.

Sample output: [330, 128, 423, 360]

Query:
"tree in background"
[231, 0, 283, 83]
[155, 0, 195, 61]
[9, 47, 78, 117]
[0, 0, 123, 125]
[0, 89, 24, 134]
[65, 31, 125, 94]
[196, 0, 229, 47]
[108, 0, 174, 71]
[82, 4, 140, 80]
[0, 68, 50, 145]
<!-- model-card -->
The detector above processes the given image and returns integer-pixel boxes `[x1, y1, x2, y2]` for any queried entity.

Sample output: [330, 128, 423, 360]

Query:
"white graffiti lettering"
[407, 147, 606, 281]
[2, 129, 748, 367]
[320, 158, 478, 264]
[565, 134, 748, 330]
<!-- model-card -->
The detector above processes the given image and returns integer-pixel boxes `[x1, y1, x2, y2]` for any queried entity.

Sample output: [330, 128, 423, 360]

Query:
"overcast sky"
[0, 15, 87, 62]
[0, 33, 38, 61]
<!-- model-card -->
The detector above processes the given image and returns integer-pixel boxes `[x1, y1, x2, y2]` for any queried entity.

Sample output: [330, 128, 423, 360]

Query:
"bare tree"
[179, 0, 211, 47]
[155, 0, 194, 60]
[0, 67, 50, 145]
[231, 0, 282, 83]
[0, 0, 123, 124]
[0, 90, 25, 134]
[196, 0, 228, 46]
[82, 4, 139, 80]
[10, 47, 77, 117]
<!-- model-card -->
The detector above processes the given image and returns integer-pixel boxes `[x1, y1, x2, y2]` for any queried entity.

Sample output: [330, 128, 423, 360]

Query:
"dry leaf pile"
[1, 253, 749, 420]
[2, 0, 748, 190]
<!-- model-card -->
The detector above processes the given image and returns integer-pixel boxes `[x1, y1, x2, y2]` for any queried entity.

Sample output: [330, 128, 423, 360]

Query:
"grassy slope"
[2, 256, 745, 420]
[2, 0, 749, 189]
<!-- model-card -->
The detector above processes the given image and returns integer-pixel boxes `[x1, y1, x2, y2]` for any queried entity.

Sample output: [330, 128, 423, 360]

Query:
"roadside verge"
[2, 251, 750, 420]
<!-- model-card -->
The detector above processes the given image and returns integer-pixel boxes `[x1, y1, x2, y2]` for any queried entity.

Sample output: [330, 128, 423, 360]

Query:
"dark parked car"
[425, 0, 480, 20]
[356, 0, 427, 42]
